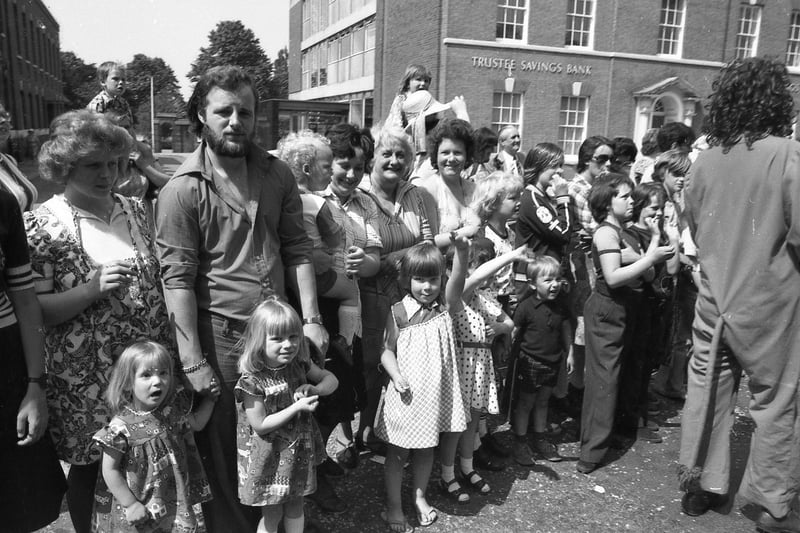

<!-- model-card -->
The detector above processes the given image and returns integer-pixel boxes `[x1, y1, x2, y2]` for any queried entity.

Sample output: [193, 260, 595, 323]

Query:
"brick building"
[0, 0, 63, 130]
[289, 0, 800, 160]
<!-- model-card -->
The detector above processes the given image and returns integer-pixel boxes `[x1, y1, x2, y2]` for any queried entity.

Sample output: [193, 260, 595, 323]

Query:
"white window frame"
[496, 0, 528, 42]
[558, 96, 588, 158]
[734, 4, 761, 59]
[787, 11, 800, 68]
[657, 0, 685, 57]
[491, 92, 523, 136]
[565, 0, 595, 49]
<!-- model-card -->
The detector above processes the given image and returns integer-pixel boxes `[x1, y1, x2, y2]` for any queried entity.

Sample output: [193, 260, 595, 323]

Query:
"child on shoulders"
[87, 61, 132, 123]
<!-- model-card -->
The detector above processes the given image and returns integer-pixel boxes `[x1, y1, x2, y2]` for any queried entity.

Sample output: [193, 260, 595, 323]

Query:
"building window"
[302, 0, 329, 40]
[302, 19, 374, 90]
[492, 92, 523, 133]
[496, 0, 527, 41]
[787, 11, 800, 67]
[658, 0, 685, 56]
[558, 96, 588, 157]
[565, 0, 594, 48]
[734, 4, 761, 59]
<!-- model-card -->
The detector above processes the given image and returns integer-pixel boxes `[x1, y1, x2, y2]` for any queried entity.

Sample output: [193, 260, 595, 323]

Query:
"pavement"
[16, 154, 758, 532]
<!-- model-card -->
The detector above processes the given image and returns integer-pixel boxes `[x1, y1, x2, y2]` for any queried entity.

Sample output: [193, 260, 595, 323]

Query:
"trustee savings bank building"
[290, 0, 800, 161]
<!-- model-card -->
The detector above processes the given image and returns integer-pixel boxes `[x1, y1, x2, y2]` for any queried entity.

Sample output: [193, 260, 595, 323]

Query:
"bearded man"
[156, 65, 328, 533]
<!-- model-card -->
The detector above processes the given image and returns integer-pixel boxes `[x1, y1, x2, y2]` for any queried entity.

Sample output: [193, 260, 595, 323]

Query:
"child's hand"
[620, 245, 641, 265]
[392, 374, 410, 393]
[649, 244, 676, 263]
[551, 174, 569, 197]
[124, 501, 149, 526]
[208, 377, 221, 401]
[345, 246, 365, 275]
[293, 394, 320, 413]
[294, 384, 318, 400]
[451, 233, 471, 251]
[644, 216, 662, 238]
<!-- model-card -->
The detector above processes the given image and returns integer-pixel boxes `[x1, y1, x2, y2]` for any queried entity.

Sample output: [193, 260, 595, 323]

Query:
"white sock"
[337, 304, 360, 344]
[441, 464, 455, 482]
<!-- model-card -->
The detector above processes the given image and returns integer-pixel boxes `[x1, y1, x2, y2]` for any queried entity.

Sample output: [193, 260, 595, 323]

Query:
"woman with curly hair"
[677, 57, 800, 532]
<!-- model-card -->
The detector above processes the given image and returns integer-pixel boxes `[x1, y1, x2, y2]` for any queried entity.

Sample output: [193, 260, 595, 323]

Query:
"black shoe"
[576, 460, 598, 474]
[532, 436, 562, 462]
[356, 436, 387, 456]
[680, 490, 727, 517]
[308, 475, 347, 514]
[636, 426, 663, 444]
[329, 334, 353, 366]
[756, 509, 800, 533]
[482, 432, 511, 458]
[474, 445, 504, 471]
[318, 457, 345, 478]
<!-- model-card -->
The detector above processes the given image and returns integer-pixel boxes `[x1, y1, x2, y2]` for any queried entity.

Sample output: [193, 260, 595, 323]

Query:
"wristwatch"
[28, 374, 48, 388]
[302, 315, 324, 326]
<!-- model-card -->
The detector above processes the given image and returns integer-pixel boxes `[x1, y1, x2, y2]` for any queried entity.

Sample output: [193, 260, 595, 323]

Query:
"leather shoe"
[680, 490, 727, 517]
[474, 445, 504, 471]
[576, 460, 598, 474]
[756, 509, 800, 533]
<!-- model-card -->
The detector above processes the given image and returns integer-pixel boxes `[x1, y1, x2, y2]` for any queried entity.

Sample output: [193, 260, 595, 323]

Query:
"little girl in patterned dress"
[92, 341, 217, 533]
[375, 238, 470, 532]
[234, 298, 338, 533]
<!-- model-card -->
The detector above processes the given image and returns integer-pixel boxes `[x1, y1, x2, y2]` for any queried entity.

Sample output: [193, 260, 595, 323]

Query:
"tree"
[270, 47, 289, 99]
[61, 51, 97, 110]
[188, 20, 274, 102]
[125, 54, 186, 128]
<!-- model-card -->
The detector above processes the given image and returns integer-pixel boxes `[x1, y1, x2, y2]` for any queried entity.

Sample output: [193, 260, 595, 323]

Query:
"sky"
[43, 0, 290, 99]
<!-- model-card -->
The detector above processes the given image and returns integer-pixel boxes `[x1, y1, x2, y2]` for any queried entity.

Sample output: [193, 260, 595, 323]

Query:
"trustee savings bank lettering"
[471, 56, 591, 76]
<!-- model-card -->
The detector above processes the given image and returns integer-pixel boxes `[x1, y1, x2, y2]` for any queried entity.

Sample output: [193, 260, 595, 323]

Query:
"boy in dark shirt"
[511, 255, 572, 465]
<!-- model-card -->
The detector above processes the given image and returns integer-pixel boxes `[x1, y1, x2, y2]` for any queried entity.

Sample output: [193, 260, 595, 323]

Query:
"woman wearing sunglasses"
[565, 136, 613, 406]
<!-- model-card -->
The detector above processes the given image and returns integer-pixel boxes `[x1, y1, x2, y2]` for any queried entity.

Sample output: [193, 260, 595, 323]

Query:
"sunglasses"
[591, 154, 611, 164]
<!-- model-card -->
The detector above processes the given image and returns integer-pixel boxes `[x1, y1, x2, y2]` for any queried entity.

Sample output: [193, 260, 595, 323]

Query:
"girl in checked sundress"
[375, 238, 470, 532]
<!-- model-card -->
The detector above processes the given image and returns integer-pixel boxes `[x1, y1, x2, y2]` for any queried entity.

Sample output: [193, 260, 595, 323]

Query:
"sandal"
[461, 470, 491, 494]
[439, 477, 470, 504]
[416, 506, 438, 527]
[380, 510, 415, 533]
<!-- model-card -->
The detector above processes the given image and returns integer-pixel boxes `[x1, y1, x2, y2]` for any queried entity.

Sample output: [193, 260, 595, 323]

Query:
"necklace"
[125, 404, 157, 417]
[63, 195, 147, 308]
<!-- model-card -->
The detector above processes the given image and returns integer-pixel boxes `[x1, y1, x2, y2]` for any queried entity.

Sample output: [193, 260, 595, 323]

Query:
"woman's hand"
[124, 501, 149, 526]
[345, 246, 365, 275]
[648, 244, 676, 263]
[88, 260, 135, 299]
[16, 384, 47, 446]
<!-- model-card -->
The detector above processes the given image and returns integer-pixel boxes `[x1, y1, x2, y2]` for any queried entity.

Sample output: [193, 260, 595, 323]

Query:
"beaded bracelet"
[182, 358, 209, 374]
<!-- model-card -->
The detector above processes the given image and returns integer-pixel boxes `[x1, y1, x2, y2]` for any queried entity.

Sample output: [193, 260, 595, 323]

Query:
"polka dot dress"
[453, 291, 500, 414]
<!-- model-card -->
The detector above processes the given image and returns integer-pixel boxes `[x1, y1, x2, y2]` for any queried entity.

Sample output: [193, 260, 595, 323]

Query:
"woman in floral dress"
[24, 110, 173, 533]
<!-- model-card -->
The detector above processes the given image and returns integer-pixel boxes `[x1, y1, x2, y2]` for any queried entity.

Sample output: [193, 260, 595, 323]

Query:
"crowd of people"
[1, 55, 800, 533]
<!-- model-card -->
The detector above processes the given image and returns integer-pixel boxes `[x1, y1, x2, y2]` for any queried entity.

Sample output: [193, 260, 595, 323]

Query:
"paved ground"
[17, 154, 758, 532]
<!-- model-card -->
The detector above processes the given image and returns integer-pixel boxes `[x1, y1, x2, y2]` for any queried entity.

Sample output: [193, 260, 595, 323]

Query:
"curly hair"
[588, 172, 634, 224]
[639, 128, 660, 157]
[470, 170, 524, 223]
[276, 130, 330, 186]
[187, 65, 257, 136]
[326, 122, 374, 163]
[706, 57, 795, 150]
[522, 142, 564, 187]
[576, 135, 613, 173]
[427, 118, 474, 170]
[472, 127, 499, 163]
[38, 110, 132, 184]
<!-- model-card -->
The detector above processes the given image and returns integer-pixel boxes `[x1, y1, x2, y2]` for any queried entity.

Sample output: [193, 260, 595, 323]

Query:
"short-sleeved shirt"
[513, 294, 568, 362]
[156, 141, 312, 322]
[568, 175, 595, 241]
[316, 186, 383, 274]
[86, 90, 132, 122]
[300, 191, 342, 252]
